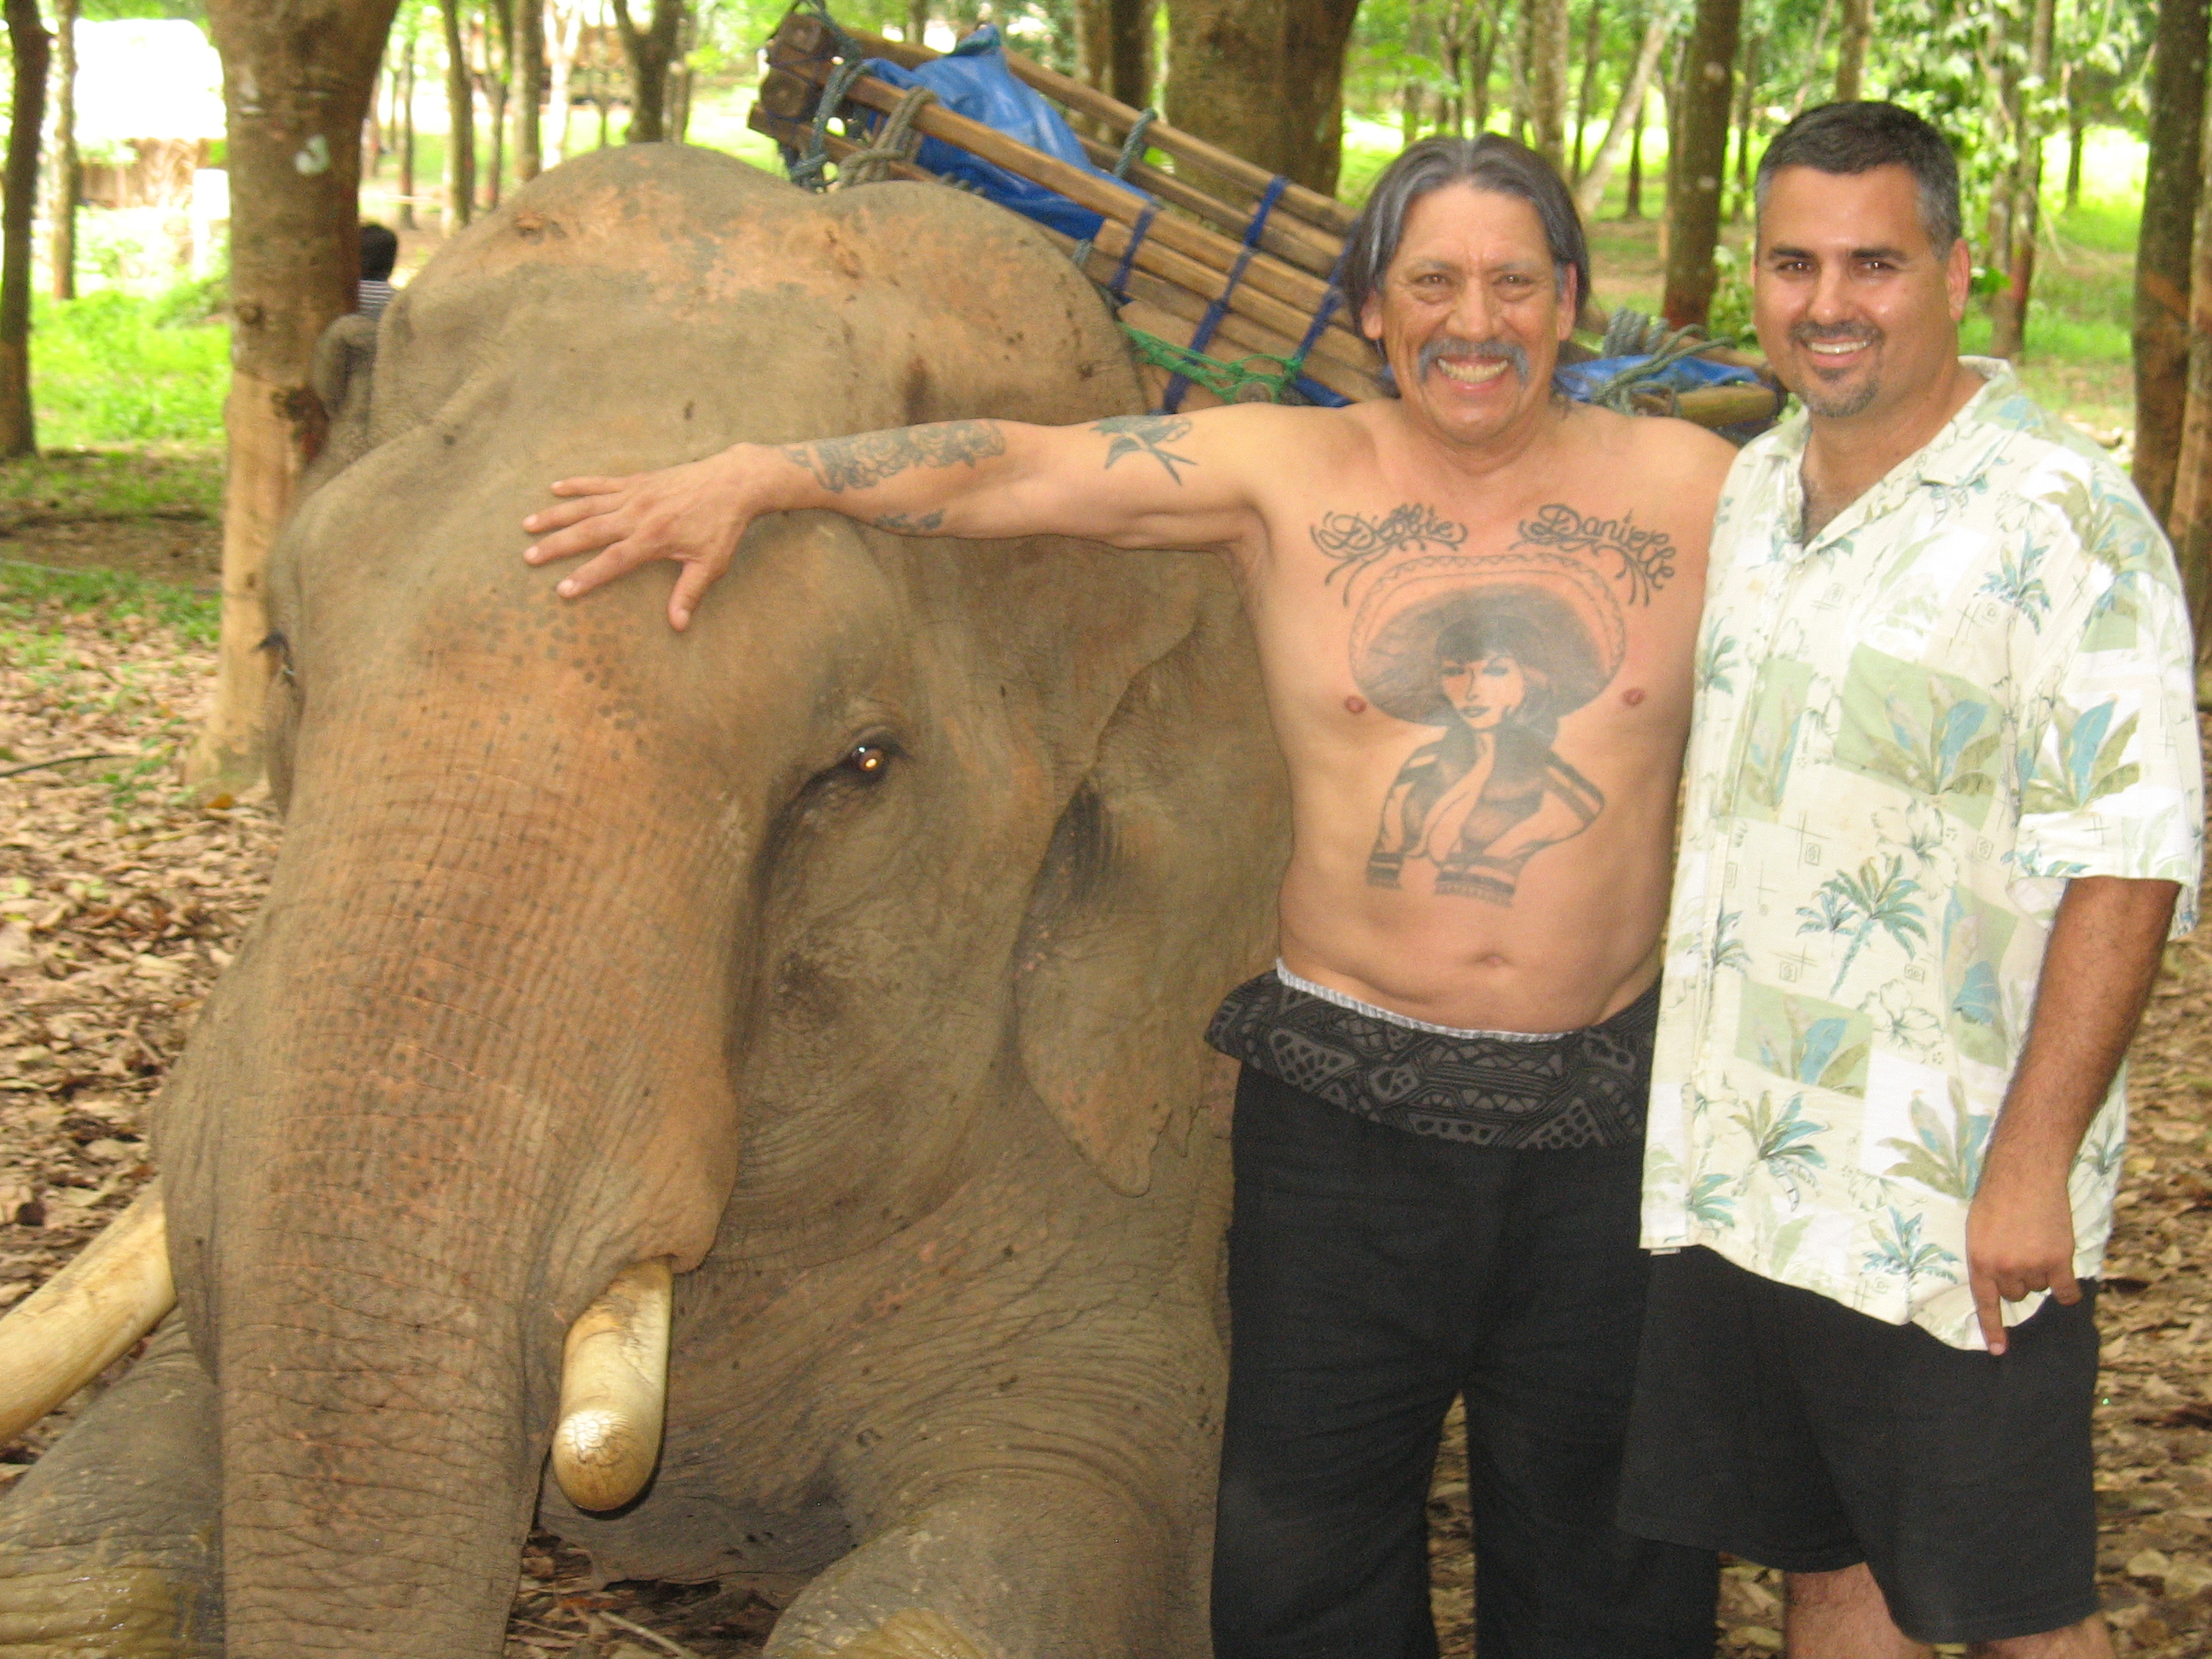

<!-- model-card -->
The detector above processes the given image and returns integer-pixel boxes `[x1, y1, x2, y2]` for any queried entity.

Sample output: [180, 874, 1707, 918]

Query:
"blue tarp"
[858, 26, 1144, 242]
[1553, 351, 1762, 404]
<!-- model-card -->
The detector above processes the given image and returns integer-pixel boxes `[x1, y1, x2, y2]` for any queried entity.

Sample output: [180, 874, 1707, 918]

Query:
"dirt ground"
[4, 550, 2211, 1657]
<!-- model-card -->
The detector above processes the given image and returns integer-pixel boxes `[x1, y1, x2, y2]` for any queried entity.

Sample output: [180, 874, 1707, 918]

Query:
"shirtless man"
[524, 136, 1732, 1657]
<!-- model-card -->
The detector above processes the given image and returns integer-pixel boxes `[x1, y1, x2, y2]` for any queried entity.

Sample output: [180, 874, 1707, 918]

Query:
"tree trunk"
[611, 0, 683, 144]
[1989, 0, 2053, 359]
[1163, 0, 1365, 195]
[547, 0, 578, 163]
[49, 0, 75, 303]
[2064, 63, 2083, 210]
[1469, 5, 1498, 132]
[908, 0, 930, 44]
[1572, 0, 1604, 177]
[1790, 0, 1834, 114]
[1982, 3, 2017, 316]
[399, 26, 418, 230]
[1511, 0, 1534, 142]
[1106, 0, 1154, 107]
[1834, 0, 1871, 99]
[1529, 0, 1572, 166]
[2171, 124, 2212, 655]
[480, 1, 513, 209]
[0, 0, 48, 459]
[1731, 29, 1758, 220]
[1625, 93, 1644, 216]
[2133, 0, 2208, 523]
[443, 0, 475, 230]
[191, 0, 402, 795]
[1659, 0, 1739, 326]
[1402, 0, 1432, 142]
[518, 0, 544, 180]
[1574, 1, 1672, 217]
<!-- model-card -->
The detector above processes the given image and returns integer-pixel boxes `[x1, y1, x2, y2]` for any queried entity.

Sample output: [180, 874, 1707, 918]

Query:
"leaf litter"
[3, 583, 2209, 1656]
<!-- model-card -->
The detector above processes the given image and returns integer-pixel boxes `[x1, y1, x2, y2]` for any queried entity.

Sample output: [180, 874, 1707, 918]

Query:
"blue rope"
[1103, 201, 1157, 303]
[1290, 245, 1348, 376]
[789, 55, 870, 190]
[1161, 174, 1288, 413]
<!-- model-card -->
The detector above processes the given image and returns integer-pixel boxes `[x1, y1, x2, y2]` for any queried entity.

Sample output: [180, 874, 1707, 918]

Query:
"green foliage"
[0, 558, 217, 643]
[32, 285, 228, 450]
[0, 448, 222, 524]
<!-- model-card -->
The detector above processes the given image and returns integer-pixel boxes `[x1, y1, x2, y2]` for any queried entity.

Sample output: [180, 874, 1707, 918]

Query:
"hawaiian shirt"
[1642, 359, 2204, 1349]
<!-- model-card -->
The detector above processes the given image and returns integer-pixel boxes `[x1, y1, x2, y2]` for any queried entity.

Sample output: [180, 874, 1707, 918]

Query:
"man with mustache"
[524, 135, 1732, 1655]
[1620, 102, 2202, 1658]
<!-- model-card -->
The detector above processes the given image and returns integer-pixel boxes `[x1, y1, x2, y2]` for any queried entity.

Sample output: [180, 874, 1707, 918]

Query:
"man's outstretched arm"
[523, 408, 1295, 629]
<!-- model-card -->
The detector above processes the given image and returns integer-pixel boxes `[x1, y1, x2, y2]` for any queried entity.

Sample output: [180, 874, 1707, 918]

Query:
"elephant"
[0, 144, 1289, 1658]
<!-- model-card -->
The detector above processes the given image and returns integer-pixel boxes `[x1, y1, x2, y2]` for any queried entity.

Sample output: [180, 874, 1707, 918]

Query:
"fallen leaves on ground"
[5, 582, 2209, 1656]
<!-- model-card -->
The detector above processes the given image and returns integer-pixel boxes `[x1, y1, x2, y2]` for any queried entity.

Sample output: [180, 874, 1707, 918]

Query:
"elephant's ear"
[1012, 582, 1289, 1196]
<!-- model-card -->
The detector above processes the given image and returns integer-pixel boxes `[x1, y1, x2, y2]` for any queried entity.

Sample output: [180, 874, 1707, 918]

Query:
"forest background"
[0, 1, 2209, 1656]
[0, 0, 2179, 793]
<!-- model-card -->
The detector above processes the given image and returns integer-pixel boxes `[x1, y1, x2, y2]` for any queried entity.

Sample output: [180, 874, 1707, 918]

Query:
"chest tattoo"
[1312, 504, 1468, 593]
[1317, 498, 1679, 905]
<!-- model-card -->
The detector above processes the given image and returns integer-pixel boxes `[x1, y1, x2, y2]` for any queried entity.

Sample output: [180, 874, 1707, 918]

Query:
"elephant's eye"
[842, 741, 892, 777]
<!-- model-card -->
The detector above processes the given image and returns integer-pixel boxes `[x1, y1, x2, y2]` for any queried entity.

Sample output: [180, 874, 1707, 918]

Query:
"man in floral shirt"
[1619, 102, 2203, 1656]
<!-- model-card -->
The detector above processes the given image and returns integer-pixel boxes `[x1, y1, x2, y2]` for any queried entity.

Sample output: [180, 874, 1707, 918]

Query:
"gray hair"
[1754, 101, 1964, 252]
[1339, 135, 1592, 356]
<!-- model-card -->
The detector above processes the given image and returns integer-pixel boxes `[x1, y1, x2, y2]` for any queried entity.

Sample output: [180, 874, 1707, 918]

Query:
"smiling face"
[1360, 183, 1575, 450]
[1439, 649, 1527, 731]
[1753, 162, 1971, 424]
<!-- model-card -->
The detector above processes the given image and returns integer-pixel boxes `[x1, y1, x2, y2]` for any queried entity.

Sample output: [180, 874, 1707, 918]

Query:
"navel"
[1345, 695, 1368, 714]
[1621, 688, 1646, 707]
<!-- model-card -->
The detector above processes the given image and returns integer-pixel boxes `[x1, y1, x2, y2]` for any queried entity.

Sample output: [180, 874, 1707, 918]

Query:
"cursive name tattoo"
[1093, 414, 1197, 485]
[1312, 504, 1469, 598]
[781, 421, 1007, 494]
[871, 510, 946, 533]
[1516, 503, 1677, 604]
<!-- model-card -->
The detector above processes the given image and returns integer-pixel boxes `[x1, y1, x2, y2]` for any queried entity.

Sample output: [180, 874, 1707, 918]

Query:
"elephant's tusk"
[0, 1181, 175, 1442]
[550, 1257, 672, 1511]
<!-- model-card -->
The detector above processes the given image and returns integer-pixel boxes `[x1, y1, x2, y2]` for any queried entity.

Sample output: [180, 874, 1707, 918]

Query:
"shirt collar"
[1755, 356, 2015, 551]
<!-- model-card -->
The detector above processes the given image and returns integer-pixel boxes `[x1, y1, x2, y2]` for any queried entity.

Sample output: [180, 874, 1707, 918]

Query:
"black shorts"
[1616, 1245, 2101, 1646]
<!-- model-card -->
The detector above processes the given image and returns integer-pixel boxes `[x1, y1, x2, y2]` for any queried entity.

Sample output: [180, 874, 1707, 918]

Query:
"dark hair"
[1340, 135, 1591, 352]
[1435, 615, 1557, 732]
[1754, 102, 1963, 252]
[359, 222, 399, 282]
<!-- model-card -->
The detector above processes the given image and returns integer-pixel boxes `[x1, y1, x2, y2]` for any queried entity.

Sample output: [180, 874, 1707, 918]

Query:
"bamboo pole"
[753, 80, 1366, 370]
[775, 13, 1356, 240]
[762, 54, 1353, 339]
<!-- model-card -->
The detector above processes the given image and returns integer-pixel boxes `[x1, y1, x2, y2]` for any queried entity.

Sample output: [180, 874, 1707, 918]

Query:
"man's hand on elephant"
[524, 451, 756, 631]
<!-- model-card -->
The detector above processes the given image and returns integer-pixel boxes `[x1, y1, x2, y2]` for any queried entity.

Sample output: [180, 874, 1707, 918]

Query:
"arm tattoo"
[780, 421, 1007, 493]
[870, 510, 946, 533]
[1312, 504, 1468, 597]
[1516, 504, 1677, 603]
[1092, 414, 1197, 485]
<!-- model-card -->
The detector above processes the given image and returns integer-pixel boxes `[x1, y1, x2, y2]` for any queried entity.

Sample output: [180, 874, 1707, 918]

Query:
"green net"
[1120, 323, 1309, 405]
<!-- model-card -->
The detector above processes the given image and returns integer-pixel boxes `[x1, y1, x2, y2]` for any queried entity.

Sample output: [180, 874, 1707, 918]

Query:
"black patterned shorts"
[1205, 969, 1657, 1150]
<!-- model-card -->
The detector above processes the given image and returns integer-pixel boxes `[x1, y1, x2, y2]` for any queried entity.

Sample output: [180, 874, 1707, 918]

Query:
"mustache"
[1790, 322, 1883, 346]
[1417, 336, 1529, 381]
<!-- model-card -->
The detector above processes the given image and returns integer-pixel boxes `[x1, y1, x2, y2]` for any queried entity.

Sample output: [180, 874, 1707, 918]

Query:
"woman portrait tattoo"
[1353, 554, 1627, 905]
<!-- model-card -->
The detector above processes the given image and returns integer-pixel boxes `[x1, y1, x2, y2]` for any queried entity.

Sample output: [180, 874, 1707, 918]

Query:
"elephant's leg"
[0, 1313, 222, 1658]
[763, 1472, 1196, 1659]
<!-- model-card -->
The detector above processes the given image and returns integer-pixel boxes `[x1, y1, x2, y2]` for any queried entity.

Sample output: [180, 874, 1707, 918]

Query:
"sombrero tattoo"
[1348, 552, 1629, 726]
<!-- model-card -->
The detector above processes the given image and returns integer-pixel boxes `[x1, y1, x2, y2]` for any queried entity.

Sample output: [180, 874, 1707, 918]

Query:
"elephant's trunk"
[154, 683, 755, 1656]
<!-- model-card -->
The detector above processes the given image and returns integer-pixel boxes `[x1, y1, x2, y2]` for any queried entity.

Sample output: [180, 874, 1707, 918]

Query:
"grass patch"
[0, 449, 223, 525]
[0, 559, 219, 644]
[32, 283, 229, 451]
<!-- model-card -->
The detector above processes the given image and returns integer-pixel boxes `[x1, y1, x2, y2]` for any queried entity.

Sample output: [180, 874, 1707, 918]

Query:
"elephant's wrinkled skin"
[0, 147, 1287, 1659]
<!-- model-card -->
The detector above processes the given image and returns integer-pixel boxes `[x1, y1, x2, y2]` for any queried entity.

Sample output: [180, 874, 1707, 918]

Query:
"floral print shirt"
[1642, 359, 2204, 1348]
